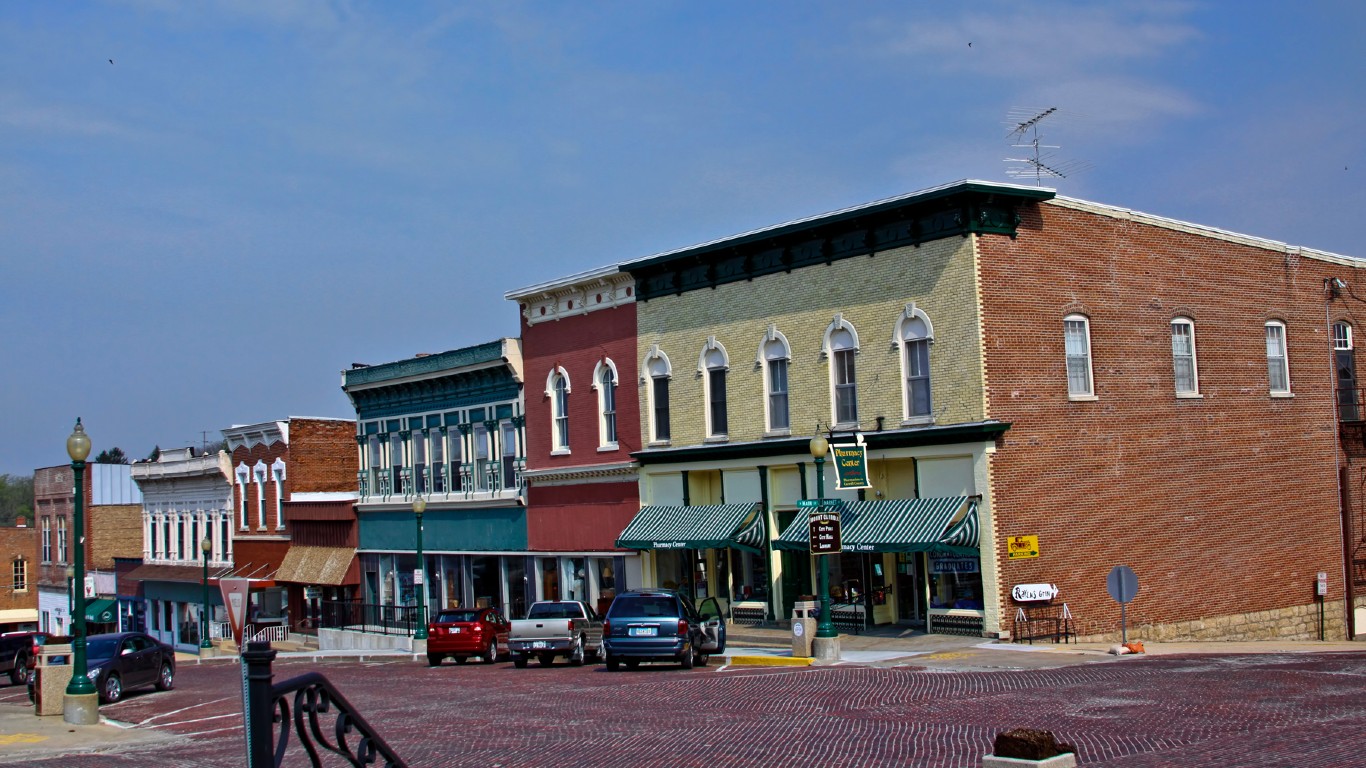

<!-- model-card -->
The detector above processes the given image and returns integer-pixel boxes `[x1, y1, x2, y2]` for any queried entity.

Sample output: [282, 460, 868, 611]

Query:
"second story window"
[644, 346, 672, 444]
[502, 420, 518, 490]
[595, 361, 619, 448]
[897, 306, 934, 421]
[431, 430, 445, 493]
[1335, 321, 1357, 421]
[390, 434, 405, 495]
[12, 558, 26, 592]
[254, 462, 268, 529]
[700, 338, 729, 438]
[823, 319, 860, 427]
[236, 464, 250, 528]
[760, 327, 791, 433]
[1266, 321, 1290, 394]
[58, 516, 68, 564]
[1171, 317, 1199, 395]
[41, 516, 50, 563]
[548, 368, 571, 453]
[1064, 314, 1094, 397]
[272, 458, 287, 529]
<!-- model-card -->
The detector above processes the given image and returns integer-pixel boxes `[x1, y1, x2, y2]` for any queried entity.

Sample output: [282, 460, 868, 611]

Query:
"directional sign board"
[809, 511, 842, 555]
[1007, 535, 1039, 560]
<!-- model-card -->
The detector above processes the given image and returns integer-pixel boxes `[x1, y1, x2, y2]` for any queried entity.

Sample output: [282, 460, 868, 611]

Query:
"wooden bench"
[1013, 603, 1074, 644]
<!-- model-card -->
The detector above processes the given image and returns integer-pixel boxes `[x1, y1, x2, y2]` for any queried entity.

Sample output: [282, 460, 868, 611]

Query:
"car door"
[697, 597, 726, 653]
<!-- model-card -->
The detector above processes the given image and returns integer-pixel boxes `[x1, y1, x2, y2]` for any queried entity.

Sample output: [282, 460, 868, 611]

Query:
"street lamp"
[809, 434, 841, 662]
[412, 497, 427, 642]
[64, 418, 99, 724]
[200, 538, 213, 651]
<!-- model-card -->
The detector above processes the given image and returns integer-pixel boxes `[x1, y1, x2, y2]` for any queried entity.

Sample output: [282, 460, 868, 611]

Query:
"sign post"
[799, 499, 842, 555]
[1105, 565, 1140, 644]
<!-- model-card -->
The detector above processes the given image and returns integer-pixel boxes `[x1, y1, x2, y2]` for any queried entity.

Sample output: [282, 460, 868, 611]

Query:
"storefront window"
[506, 557, 528, 619]
[442, 556, 464, 610]
[561, 557, 587, 601]
[654, 550, 688, 593]
[470, 556, 502, 611]
[927, 555, 983, 610]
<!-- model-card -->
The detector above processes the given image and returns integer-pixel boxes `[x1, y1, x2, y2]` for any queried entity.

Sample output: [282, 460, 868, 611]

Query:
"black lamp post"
[200, 537, 213, 651]
[64, 418, 99, 724]
[412, 497, 427, 641]
[809, 434, 841, 661]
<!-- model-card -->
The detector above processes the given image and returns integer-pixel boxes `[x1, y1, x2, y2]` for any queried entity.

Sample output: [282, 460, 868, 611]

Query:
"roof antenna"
[1004, 107, 1090, 186]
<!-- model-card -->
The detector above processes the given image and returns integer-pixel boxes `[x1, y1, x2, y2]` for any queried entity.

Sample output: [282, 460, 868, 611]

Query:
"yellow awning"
[275, 546, 355, 586]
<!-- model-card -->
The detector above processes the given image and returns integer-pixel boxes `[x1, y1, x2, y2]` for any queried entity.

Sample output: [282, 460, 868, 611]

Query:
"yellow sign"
[1007, 535, 1039, 559]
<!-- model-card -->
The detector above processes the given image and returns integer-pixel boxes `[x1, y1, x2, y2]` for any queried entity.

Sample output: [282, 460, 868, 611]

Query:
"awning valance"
[616, 503, 766, 554]
[773, 497, 979, 555]
[275, 546, 357, 587]
[85, 598, 117, 624]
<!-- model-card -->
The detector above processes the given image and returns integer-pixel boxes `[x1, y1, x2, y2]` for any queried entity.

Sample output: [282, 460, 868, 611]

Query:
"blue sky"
[3, 1, 1364, 475]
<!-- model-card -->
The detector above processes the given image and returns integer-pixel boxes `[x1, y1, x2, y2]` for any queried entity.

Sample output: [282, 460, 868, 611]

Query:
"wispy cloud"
[0, 99, 140, 139]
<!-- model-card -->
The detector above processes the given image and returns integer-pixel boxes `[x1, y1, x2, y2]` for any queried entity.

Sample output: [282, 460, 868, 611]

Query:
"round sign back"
[1106, 565, 1139, 604]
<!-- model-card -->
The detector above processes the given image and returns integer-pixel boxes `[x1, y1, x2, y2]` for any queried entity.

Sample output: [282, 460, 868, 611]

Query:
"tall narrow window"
[431, 430, 445, 493]
[413, 433, 428, 494]
[390, 433, 405, 495]
[502, 420, 518, 490]
[759, 328, 791, 433]
[1171, 317, 1199, 395]
[474, 422, 491, 490]
[41, 517, 50, 563]
[595, 360, 619, 448]
[829, 329, 859, 426]
[1335, 322, 1358, 421]
[1266, 321, 1290, 394]
[272, 459, 287, 529]
[254, 463, 268, 529]
[12, 559, 26, 592]
[236, 464, 250, 528]
[1064, 314, 1094, 397]
[700, 339, 729, 438]
[548, 369, 571, 452]
[148, 515, 157, 560]
[58, 517, 67, 563]
[644, 347, 672, 443]
[897, 307, 934, 421]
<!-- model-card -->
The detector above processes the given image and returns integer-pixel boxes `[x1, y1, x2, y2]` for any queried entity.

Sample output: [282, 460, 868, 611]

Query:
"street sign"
[809, 512, 842, 555]
[797, 499, 842, 509]
[219, 578, 252, 647]
[1007, 535, 1039, 559]
[1106, 565, 1140, 644]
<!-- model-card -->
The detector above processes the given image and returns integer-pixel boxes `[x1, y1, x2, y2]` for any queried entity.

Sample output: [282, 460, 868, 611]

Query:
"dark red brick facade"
[979, 200, 1351, 637]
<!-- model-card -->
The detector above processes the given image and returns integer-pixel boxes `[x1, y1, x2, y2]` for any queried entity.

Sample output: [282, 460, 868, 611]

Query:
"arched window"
[1064, 314, 1094, 397]
[643, 346, 672, 443]
[1265, 320, 1290, 395]
[823, 316, 860, 427]
[699, 338, 730, 438]
[1171, 317, 1199, 395]
[545, 367, 571, 452]
[894, 305, 934, 421]
[758, 326, 791, 433]
[593, 359, 619, 448]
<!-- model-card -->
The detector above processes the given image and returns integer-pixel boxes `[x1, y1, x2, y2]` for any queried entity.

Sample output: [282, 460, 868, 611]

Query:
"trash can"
[791, 601, 817, 658]
[34, 643, 74, 717]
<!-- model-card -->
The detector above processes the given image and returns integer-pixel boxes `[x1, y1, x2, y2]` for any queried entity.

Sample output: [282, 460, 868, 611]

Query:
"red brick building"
[506, 266, 641, 611]
[222, 417, 357, 636]
[0, 517, 38, 632]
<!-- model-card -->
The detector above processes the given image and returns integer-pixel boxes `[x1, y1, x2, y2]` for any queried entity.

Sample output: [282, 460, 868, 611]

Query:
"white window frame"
[1266, 321, 1291, 396]
[592, 359, 620, 450]
[57, 516, 67, 564]
[235, 463, 250, 529]
[698, 337, 730, 440]
[545, 366, 572, 454]
[1064, 314, 1096, 399]
[1171, 317, 1201, 397]
[757, 325, 792, 436]
[893, 304, 935, 423]
[271, 458, 287, 530]
[253, 461, 268, 530]
[41, 516, 50, 563]
[642, 345, 672, 445]
[822, 315, 861, 428]
[13, 558, 27, 592]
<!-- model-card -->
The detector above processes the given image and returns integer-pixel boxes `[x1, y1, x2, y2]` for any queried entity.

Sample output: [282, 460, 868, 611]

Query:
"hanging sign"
[1011, 583, 1058, 602]
[808, 505, 842, 556]
[1006, 535, 1039, 559]
[219, 578, 252, 647]
[831, 443, 871, 490]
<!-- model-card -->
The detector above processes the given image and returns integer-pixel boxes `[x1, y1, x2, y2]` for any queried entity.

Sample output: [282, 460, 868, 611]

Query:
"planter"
[982, 753, 1077, 768]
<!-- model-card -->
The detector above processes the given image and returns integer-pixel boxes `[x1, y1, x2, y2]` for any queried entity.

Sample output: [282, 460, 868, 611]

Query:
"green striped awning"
[616, 503, 767, 554]
[84, 598, 117, 624]
[773, 497, 977, 554]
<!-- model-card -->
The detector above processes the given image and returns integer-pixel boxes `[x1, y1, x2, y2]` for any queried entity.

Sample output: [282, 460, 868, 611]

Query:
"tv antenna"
[1004, 107, 1090, 185]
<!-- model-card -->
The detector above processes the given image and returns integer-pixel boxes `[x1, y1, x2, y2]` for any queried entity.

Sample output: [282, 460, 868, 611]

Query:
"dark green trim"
[627, 183, 1052, 301]
[631, 422, 1010, 465]
[343, 340, 508, 387]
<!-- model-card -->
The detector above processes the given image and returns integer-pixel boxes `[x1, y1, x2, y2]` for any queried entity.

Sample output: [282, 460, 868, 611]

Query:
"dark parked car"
[426, 607, 511, 666]
[601, 589, 725, 671]
[84, 632, 176, 703]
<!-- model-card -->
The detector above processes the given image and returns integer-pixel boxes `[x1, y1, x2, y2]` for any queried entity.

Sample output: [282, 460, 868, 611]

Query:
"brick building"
[222, 417, 358, 639]
[506, 266, 642, 614]
[0, 517, 38, 632]
[33, 462, 142, 635]
[526, 179, 1359, 641]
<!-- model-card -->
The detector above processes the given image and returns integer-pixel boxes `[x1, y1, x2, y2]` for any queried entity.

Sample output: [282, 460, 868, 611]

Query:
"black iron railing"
[319, 601, 418, 636]
[243, 641, 406, 768]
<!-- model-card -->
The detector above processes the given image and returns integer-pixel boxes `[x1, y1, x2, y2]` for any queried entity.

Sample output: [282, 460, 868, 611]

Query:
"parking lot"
[3, 650, 1366, 767]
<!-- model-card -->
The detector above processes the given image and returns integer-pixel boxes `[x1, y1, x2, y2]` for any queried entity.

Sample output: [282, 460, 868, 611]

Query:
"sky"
[3, 1, 1365, 476]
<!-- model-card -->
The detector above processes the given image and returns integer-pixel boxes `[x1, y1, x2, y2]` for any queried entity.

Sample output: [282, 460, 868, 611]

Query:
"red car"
[426, 607, 510, 666]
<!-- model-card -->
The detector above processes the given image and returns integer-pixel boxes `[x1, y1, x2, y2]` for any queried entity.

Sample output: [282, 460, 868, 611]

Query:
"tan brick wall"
[88, 504, 144, 569]
[635, 237, 984, 446]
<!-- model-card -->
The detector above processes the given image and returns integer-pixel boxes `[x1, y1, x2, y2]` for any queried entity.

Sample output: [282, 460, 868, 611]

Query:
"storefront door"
[896, 553, 923, 625]
[777, 510, 811, 620]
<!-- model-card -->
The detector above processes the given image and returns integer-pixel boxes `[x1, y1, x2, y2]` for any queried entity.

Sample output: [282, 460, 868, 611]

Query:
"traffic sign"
[1106, 565, 1139, 604]
[797, 499, 842, 509]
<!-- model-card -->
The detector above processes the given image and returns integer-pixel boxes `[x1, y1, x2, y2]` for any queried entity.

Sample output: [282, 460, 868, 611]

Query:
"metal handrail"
[243, 642, 407, 768]
[318, 600, 418, 636]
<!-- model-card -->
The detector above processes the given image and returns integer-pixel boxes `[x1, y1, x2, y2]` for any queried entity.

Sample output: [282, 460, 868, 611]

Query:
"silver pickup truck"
[507, 600, 604, 668]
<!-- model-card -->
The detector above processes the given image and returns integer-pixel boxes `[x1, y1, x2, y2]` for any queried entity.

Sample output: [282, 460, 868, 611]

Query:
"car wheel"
[483, 639, 498, 665]
[538, 653, 554, 667]
[679, 643, 694, 670]
[9, 654, 28, 685]
[155, 663, 175, 691]
[102, 673, 122, 704]
[513, 654, 528, 669]
[568, 638, 585, 667]
[427, 653, 442, 667]
[605, 653, 619, 672]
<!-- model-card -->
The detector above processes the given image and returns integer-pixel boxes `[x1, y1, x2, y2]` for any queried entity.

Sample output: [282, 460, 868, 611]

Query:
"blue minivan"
[601, 589, 726, 670]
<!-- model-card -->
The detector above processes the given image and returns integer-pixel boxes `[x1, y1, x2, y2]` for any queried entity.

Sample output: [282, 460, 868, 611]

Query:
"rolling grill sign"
[831, 443, 871, 490]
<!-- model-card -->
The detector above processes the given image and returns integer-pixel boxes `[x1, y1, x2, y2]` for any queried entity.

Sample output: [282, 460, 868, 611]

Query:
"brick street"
[4, 651, 1365, 767]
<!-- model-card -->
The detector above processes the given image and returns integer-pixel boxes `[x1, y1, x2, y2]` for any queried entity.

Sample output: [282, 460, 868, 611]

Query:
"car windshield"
[86, 636, 119, 660]
[526, 602, 581, 620]
[435, 611, 480, 623]
[608, 595, 677, 618]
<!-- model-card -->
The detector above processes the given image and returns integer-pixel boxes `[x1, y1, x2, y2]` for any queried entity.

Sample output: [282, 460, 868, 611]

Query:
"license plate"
[629, 626, 657, 637]
[452, 627, 461, 634]
[531, 641, 549, 649]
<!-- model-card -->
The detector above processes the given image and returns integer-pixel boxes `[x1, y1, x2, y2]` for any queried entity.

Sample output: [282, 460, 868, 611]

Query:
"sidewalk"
[0, 701, 183, 763]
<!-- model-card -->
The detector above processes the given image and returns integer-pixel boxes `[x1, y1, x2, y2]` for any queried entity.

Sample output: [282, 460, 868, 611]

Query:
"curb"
[721, 655, 814, 667]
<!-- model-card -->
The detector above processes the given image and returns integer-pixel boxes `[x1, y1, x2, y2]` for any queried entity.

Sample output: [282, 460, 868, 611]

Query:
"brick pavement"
[3, 651, 1365, 767]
